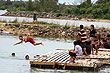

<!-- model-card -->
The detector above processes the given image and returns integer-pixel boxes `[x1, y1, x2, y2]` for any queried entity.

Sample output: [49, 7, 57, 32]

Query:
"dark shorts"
[93, 44, 100, 49]
[33, 17, 37, 20]
[54, 63, 59, 69]
[83, 45, 91, 55]
[69, 52, 76, 58]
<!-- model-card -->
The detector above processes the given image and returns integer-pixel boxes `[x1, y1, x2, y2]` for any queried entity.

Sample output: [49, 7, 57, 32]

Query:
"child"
[69, 41, 83, 62]
[12, 53, 15, 57]
[25, 55, 29, 60]
[91, 36, 100, 55]
[33, 10, 38, 24]
[14, 36, 44, 46]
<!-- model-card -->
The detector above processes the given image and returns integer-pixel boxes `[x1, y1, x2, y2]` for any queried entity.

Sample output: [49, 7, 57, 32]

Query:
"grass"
[11, 18, 18, 23]
[63, 25, 70, 30]
[0, 19, 107, 30]
[0, 19, 108, 30]
[0, 18, 60, 26]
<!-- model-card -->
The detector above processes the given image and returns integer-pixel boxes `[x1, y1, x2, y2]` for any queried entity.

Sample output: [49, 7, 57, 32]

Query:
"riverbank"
[2, 12, 110, 23]
[0, 22, 109, 39]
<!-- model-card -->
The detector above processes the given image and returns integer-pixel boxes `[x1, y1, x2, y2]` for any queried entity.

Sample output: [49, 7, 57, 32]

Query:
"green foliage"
[1, 0, 110, 20]
[56, 13, 62, 17]
[78, 16, 83, 20]
[103, 14, 110, 19]
[0, 0, 58, 12]
[63, 25, 70, 30]
[63, 7, 72, 14]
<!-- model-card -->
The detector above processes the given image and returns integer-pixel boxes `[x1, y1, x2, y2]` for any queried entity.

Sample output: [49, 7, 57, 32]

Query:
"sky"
[59, 0, 98, 5]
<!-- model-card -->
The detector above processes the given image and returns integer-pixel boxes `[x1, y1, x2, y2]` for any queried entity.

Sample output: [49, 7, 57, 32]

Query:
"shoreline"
[2, 12, 110, 23]
[0, 22, 109, 39]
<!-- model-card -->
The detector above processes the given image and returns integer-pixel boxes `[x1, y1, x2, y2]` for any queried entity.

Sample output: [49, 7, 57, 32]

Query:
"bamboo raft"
[30, 50, 106, 71]
[30, 48, 110, 71]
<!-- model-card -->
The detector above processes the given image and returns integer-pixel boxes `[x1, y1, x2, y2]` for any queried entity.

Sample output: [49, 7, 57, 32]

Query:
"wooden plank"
[30, 61, 96, 68]
[99, 48, 110, 52]
[30, 50, 105, 70]
[77, 55, 110, 60]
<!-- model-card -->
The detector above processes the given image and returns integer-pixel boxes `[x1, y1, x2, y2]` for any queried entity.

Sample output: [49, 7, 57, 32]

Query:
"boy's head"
[34, 9, 36, 11]
[25, 55, 29, 60]
[19, 36, 23, 40]
[74, 41, 78, 46]
[0, 30, 3, 33]
[80, 25, 83, 29]
[91, 25, 94, 29]
[12, 53, 15, 57]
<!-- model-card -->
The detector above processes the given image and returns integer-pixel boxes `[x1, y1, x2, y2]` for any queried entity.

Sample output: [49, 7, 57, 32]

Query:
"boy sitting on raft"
[14, 35, 44, 46]
[69, 41, 83, 62]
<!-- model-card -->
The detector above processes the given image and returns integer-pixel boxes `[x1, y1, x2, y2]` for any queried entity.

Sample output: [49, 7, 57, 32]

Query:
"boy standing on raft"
[14, 36, 44, 46]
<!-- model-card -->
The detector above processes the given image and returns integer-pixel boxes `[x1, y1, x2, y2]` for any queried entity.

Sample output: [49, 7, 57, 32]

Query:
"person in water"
[25, 55, 29, 60]
[12, 53, 15, 57]
[14, 36, 44, 46]
[33, 10, 38, 24]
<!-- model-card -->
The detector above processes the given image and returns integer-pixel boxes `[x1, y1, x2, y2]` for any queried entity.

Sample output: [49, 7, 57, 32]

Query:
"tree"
[6, 0, 12, 5]
[64, 7, 72, 14]
[87, 0, 91, 4]
[27, 0, 33, 11]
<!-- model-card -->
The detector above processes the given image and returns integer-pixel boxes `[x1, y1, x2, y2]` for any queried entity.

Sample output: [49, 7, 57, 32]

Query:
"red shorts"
[27, 36, 35, 44]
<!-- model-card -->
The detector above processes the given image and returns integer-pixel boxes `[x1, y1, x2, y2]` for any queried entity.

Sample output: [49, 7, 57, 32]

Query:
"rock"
[0, 23, 109, 39]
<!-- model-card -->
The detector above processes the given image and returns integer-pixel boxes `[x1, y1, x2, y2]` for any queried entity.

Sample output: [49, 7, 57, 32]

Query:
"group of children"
[69, 24, 110, 63]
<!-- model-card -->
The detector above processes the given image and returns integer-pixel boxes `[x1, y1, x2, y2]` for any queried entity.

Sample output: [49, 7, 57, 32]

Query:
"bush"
[78, 16, 83, 20]
[63, 25, 70, 30]
[56, 13, 62, 17]
[63, 7, 72, 14]
[103, 14, 110, 19]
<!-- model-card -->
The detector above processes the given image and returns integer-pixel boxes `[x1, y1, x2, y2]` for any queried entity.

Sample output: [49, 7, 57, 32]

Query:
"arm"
[14, 41, 23, 46]
[91, 43, 94, 55]
[72, 51, 77, 53]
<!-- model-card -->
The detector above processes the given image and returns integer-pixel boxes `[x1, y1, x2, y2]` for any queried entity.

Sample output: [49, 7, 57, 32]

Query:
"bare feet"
[41, 42, 44, 46]
[95, 53, 98, 55]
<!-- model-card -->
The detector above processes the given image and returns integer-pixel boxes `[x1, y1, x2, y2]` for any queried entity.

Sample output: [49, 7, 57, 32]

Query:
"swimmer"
[12, 53, 15, 57]
[25, 55, 29, 60]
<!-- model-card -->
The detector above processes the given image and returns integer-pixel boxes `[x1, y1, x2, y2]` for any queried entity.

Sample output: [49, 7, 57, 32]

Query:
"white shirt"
[75, 45, 83, 56]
